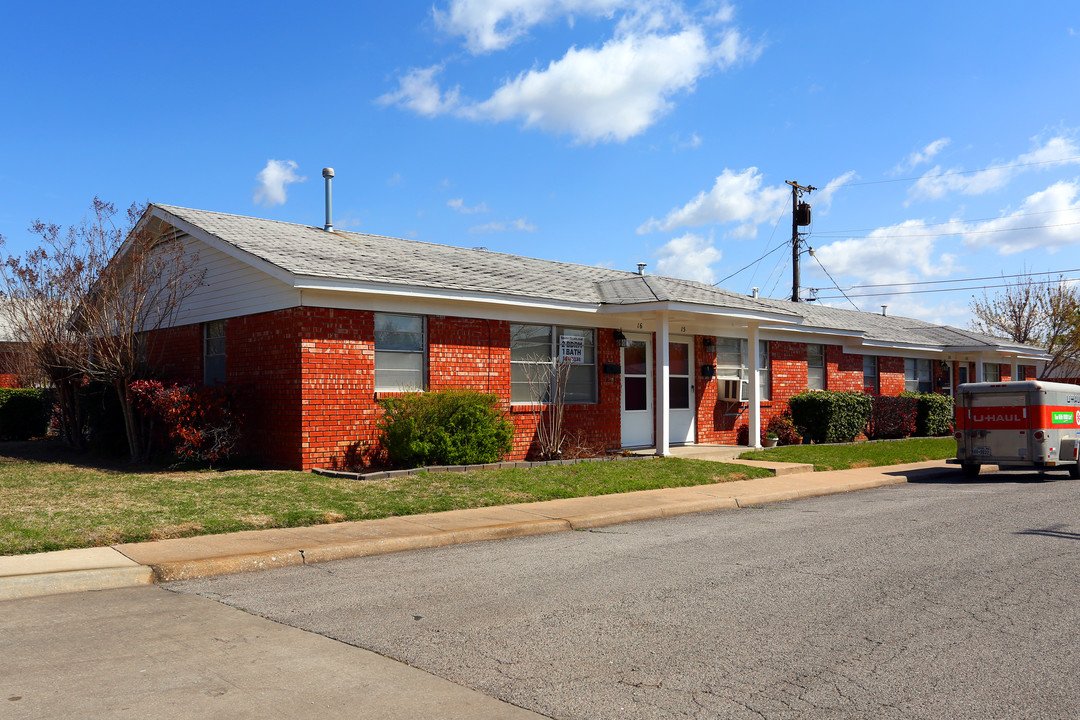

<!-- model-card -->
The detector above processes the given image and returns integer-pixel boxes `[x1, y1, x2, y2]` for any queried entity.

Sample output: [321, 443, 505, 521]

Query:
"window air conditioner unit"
[719, 377, 743, 402]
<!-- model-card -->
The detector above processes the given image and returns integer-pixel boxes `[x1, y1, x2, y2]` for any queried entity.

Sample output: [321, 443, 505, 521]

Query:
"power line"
[814, 276, 1080, 300]
[815, 207, 1080, 236]
[811, 253, 859, 310]
[811, 220, 1080, 240]
[844, 268, 1080, 291]
[714, 240, 788, 286]
[838, 154, 1080, 189]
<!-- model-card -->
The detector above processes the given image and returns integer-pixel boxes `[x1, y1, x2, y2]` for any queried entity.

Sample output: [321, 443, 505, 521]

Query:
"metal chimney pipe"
[637, 262, 647, 276]
[752, 287, 760, 298]
[322, 167, 335, 231]
[881, 305, 888, 316]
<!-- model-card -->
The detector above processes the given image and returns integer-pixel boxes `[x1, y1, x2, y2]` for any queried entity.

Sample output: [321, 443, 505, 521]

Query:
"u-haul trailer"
[954, 380, 1080, 478]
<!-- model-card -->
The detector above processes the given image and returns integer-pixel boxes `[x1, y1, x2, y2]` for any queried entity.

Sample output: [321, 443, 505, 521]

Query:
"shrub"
[0, 388, 52, 440]
[907, 392, 954, 436]
[766, 412, 802, 446]
[866, 395, 917, 440]
[379, 389, 514, 468]
[130, 380, 244, 465]
[789, 390, 873, 443]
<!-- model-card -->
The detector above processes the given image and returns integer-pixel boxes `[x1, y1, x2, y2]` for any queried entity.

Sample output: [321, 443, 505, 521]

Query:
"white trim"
[656, 312, 670, 457]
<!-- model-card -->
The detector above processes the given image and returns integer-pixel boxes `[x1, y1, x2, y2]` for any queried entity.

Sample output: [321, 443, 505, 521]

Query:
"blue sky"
[2, 1, 1079, 328]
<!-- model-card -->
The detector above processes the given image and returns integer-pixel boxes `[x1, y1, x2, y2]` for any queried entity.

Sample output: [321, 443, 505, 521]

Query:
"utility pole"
[786, 180, 817, 302]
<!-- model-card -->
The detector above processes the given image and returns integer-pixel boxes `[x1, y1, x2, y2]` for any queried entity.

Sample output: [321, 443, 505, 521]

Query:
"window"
[863, 355, 879, 394]
[203, 320, 226, 386]
[983, 363, 1000, 382]
[904, 358, 932, 393]
[807, 344, 825, 391]
[510, 324, 596, 404]
[715, 337, 770, 400]
[375, 313, 425, 391]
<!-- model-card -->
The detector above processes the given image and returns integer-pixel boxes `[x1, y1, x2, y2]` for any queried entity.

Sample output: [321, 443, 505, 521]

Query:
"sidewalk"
[0, 459, 954, 601]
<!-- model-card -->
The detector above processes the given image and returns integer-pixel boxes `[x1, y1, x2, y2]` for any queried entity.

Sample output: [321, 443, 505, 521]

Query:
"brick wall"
[150, 311, 1027, 469]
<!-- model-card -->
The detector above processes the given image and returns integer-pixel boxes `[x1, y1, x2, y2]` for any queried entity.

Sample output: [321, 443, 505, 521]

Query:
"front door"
[621, 335, 653, 447]
[668, 338, 695, 444]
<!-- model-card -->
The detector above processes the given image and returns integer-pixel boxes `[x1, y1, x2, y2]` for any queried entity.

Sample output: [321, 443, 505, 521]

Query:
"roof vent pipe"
[637, 262, 647, 276]
[322, 167, 335, 231]
[752, 287, 759, 298]
[881, 305, 888, 316]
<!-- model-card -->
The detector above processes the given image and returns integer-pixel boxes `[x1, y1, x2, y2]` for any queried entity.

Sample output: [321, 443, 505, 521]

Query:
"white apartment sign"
[558, 335, 584, 363]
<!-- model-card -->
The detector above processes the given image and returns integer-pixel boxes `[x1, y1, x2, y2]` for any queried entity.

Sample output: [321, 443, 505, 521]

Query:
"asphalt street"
[174, 471, 1080, 720]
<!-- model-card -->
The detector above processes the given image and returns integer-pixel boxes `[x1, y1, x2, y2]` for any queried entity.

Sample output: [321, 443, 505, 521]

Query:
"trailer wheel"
[1069, 465, 1080, 480]
[961, 463, 980, 478]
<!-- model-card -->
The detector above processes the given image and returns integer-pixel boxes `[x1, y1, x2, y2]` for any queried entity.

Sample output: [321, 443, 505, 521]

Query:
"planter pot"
[762, 437, 778, 448]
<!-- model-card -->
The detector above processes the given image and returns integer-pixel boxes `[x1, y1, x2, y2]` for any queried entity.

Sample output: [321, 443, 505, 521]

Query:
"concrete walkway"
[0, 459, 954, 601]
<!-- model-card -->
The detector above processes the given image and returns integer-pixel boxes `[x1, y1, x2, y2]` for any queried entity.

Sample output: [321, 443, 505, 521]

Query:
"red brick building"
[140, 204, 1045, 470]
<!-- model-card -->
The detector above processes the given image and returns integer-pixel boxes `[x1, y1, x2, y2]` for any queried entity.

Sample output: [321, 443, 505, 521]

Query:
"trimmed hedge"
[0, 388, 52, 441]
[907, 392, 954, 436]
[866, 395, 917, 440]
[789, 390, 873, 443]
[379, 389, 514, 468]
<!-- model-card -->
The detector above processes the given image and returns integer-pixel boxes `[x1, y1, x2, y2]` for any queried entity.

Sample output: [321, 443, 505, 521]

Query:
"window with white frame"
[905, 358, 932, 393]
[510, 324, 596, 404]
[203, 320, 226, 386]
[374, 313, 425, 391]
[715, 337, 770, 400]
[983, 362, 1000, 382]
[863, 355, 879, 394]
[807, 344, 825, 391]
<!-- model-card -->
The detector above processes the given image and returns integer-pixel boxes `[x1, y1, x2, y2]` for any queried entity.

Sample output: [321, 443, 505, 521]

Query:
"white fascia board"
[942, 345, 1049, 360]
[293, 276, 601, 313]
[761, 324, 867, 341]
[151, 206, 298, 287]
[856, 340, 943, 353]
[598, 301, 800, 325]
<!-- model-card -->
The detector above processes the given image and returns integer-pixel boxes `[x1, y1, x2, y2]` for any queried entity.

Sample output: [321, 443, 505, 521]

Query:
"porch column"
[747, 323, 761, 449]
[1012, 360, 1020, 381]
[975, 358, 985, 383]
[656, 311, 671, 456]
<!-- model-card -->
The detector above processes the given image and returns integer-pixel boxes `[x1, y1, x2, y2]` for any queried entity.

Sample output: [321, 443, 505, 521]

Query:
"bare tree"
[970, 274, 1080, 378]
[74, 201, 205, 462]
[519, 356, 573, 459]
[0, 199, 204, 461]
[0, 214, 104, 447]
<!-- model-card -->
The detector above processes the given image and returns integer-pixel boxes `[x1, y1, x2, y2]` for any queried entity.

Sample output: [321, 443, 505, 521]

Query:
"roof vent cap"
[322, 168, 335, 232]
[637, 262, 647, 276]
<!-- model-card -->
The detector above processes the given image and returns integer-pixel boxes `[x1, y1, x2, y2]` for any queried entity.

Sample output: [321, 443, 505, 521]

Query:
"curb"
[0, 566, 154, 601]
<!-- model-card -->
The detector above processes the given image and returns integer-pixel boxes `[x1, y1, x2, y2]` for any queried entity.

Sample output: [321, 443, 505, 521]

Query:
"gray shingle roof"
[155, 204, 796, 316]
[155, 204, 1044, 356]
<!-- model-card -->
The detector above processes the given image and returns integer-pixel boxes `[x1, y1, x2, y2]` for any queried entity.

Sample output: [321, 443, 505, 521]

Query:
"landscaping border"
[313, 453, 655, 481]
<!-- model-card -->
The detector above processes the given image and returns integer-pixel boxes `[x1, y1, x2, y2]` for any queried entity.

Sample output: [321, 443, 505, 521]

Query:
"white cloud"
[673, 131, 702, 150]
[812, 170, 857, 212]
[811, 219, 958, 286]
[637, 167, 788, 237]
[469, 217, 538, 233]
[465, 28, 730, 143]
[961, 179, 1080, 255]
[908, 132, 1080, 202]
[384, 3, 761, 144]
[434, 0, 629, 54]
[448, 197, 490, 214]
[653, 232, 722, 283]
[253, 160, 305, 208]
[376, 65, 462, 117]
[894, 138, 950, 174]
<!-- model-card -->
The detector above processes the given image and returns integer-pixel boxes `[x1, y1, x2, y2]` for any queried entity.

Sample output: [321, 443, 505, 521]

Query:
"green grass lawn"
[0, 442, 773, 556]
[739, 437, 956, 471]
